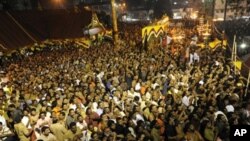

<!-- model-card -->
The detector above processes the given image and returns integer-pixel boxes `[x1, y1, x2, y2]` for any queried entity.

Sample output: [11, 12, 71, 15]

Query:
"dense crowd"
[0, 22, 250, 141]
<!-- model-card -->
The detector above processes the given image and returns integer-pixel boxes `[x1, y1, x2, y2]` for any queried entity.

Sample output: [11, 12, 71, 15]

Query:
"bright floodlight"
[190, 12, 198, 19]
[240, 43, 247, 49]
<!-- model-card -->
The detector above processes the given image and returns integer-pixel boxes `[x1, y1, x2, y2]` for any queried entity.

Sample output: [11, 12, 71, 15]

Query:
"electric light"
[240, 43, 247, 49]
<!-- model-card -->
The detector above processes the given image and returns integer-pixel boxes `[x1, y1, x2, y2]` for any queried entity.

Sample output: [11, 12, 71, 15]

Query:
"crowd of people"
[0, 21, 250, 141]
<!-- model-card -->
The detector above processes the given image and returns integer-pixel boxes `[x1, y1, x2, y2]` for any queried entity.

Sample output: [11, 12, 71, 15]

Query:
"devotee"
[0, 21, 249, 141]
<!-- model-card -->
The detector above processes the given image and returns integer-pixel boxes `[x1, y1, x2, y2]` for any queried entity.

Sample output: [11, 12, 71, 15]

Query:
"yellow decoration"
[142, 25, 165, 42]
[233, 61, 242, 70]
[76, 39, 91, 48]
[142, 15, 169, 43]
[197, 38, 227, 49]
[209, 38, 227, 49]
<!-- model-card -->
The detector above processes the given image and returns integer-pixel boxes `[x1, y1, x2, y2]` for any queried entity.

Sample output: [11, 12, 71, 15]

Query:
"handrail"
[6, 11, 37, 43]
[0, 44, 7, 50]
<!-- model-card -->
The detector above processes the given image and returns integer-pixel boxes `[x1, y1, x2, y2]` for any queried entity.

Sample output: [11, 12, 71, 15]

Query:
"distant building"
[172, 0, 202, 19]
[213, 0, 250, 21]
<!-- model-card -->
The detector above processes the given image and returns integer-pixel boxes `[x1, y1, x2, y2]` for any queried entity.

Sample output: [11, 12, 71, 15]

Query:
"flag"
[167, 35, 172, 45]
[233, 61, 242, 70]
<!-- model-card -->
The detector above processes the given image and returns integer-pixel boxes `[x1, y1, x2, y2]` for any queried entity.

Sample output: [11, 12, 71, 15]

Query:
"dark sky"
[0, 0, 77, 10]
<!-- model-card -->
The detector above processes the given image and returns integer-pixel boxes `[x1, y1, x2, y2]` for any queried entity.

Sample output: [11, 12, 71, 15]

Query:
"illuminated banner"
[197, 38, 227, 49]
[142, 15, 169, 44]
[234, 61, 242, 70]
[142, 25, 165, 42]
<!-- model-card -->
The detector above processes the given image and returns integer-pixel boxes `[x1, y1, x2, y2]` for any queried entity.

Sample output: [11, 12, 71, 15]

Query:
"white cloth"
[243, 109, 250, 118]
[189, 54, 194, 64]
[96, 108, 103, 116]
[82, 130, 92, 141]
[214, 111, 228, 121]
[112, 96, 120, 105]
[128, 127, 136, 138]
[140, 101, 147, 110]
[76, 121, 88, 130]
[135, 114, 145, 122]
[0, 115, 6, 127]
[92, 102, 98, 112]
[145, 92, 151, 100]
[199, 80, 204, 85]
[190, 40, 197, 45]
[127, 90, 141, 102]
[97, 72, 105, 88]
[56, 87, 64, 91]
[135, 82, 141, 91]
[46, 112, 51, 119]
[151, 83, 160, 89]
[150, 101, 158, 106]
[193, 52, 200, 62]
[226, 105, 234, 112]
[0, 126, 12, 141]
[76, 79, 81, 86]
[21, 116, 31, 128]
[182, 96, 190, 107]
[69, 104, 77, 111]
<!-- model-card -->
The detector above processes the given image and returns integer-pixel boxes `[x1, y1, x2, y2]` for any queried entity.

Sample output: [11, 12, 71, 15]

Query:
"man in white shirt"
[127, 88, 141, 102]
[189, 53, 194, 64]
[193, 51, 200, 63]
[182, 94, 190, 107]
[0, 122, 14, 141]
[21, 109, 31, 129]
[76, 115, 87, 130]
[0, 113, 6, 127]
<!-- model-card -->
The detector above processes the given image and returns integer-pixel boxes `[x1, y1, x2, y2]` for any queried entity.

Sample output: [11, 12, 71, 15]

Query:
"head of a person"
[151, 119, 160, 129]
[187, 123, 195, 133]
[69, 109, 75, 117]
[40, 112, 46, 120]
[31, 108, 36, 116]
[108, 120, 116, 131]
[149, 105, 158, 113]
[62, 103, 68, 111]
[69, 122, 77, 133]
[91, 132, 99, 141]
[41, 126, 50, 136]
[8, 104, 15, 112]
[206, 121, 213, 129]
[126, 132, 135, 141]
[217, 114, 227, 123]
[158, 99, 165, 107]
[77, 114, 83, 122]
[104, 126, 112, 136]
[23, 109, 29, 116]
[59, 111, 66, 120]
[103, 107, 110, 114]
[168, 117, 175, 125]
[117, 117, 124, 125]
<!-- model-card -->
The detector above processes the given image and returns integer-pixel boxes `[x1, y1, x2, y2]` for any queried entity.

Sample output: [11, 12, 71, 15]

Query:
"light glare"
[240, 43, 247, 49]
